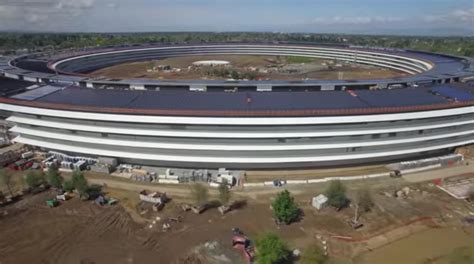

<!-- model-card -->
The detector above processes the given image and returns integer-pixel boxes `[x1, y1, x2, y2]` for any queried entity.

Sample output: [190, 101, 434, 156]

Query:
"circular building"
[0, 43, 473, 169]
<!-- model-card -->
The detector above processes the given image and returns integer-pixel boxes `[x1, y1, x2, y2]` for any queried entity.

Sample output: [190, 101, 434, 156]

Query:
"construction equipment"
[348, 205, 364, 229]
[56, 193, 68, 201]
[46, 199, 59, 208]
[232, 228, 254, 264]
[8, 159, 33, 171]
[107, 198, 119, 205]
[218, 205, 231, 215]
[139, 190, 168, 204]
[191, 205, 206, 214]
[95, 195, 107, 206]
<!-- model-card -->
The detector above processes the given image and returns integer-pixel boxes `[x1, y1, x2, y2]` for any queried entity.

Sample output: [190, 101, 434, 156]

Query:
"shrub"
[255, 232, 289, 264]
[0, 169, 14, 196]
[24, 170, 45, 188]
[218, 179, 231, 205]
[356, 188, 374, 212]
[46, 165, 62, 189]
[325, 180, 349, 209]
[71, 170, 88, 196]
[272, 189, 299, 224]
[190, 183, 209, 206]
[63, 180, 74, 192]
[85, 184, 103, 200]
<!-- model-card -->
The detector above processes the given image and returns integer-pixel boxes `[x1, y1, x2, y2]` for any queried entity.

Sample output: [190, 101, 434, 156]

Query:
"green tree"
[46, 165, 62, 189]
[255, 232, 289, 264]
[356, 188, 374, 212]
[85, 184, 103, 200]
[301, 245, 327, 264]
[218, 179, 231, 205]
[0, 169, 14, 196]
[71, 170, 88, 196]
[325, 180, 349, 209]
[24, 170, 45, 189]
[190, 183, 209, 206]
[63, 180, 74, 192]
[230, 70, 240, 79]
[272, 189, 300, 224]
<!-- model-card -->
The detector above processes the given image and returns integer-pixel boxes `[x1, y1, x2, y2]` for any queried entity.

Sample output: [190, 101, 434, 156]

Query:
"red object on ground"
[433, 178, 443, 186]
[232, 235, 254, 264]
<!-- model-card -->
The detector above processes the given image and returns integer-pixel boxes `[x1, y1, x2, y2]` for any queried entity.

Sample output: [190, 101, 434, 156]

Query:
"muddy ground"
[1, 173, 473, 264]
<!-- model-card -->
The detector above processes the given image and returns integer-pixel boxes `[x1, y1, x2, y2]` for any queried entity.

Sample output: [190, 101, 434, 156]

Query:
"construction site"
[0, 144, 473, 264]
[1, 40, 474, 263]
[88, 55, 408, 81]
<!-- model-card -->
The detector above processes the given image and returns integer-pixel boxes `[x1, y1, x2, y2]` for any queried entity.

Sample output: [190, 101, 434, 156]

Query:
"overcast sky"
[0, 0, 473, 35]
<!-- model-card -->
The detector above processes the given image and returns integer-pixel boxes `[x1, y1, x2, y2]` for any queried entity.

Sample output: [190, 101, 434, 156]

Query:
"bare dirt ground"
[89, 55, 407, 81]
[244, 164, 389, 183]
[1, 170, 473, 264]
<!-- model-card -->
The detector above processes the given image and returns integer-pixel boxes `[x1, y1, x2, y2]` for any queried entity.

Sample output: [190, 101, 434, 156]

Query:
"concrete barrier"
[243, 182, 266, 187]
[400, 164, 441, 175]
[307, 178, 328, 184]
[242, 164, 442, 188]
[158, 179, 180, 184]
[286, 180, 308, 184]
[264, 181, 275, 186]
[366, 172, 391, 178]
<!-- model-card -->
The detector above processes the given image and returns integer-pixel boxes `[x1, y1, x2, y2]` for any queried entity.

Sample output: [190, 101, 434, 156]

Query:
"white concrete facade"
[2, 103, 473, 168]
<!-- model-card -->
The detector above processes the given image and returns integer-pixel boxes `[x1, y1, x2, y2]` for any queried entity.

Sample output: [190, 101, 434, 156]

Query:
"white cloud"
[55, 0, 95, 10]
[312, 16, 405, 25]
[106, 2, 119, 9]
[423, 8, 474, 24]
[0, 0, 96, 29]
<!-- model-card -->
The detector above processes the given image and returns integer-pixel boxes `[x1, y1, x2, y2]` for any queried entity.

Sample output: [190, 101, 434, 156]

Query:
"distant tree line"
[0, 32, 473, 57]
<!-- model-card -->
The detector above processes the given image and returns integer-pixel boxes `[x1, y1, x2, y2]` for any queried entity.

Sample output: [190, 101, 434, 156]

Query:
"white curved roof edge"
[11, 126, 474, 151]
[2, 104, 473, 126]
[65, 49, 427, 73]
[7, 115, 474, 138]
[50, 45, 433, 71]
[54, 49, 426, 75]
[12, 136, 474, 163]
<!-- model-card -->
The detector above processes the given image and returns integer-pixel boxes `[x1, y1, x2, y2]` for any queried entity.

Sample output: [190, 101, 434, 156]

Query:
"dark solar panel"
[33, 86, 468, 112]
[14, 60, 55, 74]
[37, 88, 369, 111]
[39, 87, 140, 108]
[356, 88, 447, 107]
[431, 86, 474, 101]
[0, 77, 33, 96]
[11, 86, 62, 101]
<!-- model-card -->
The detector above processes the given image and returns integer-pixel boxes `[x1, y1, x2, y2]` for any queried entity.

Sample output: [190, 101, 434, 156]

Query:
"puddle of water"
[354, 227, 474, 264]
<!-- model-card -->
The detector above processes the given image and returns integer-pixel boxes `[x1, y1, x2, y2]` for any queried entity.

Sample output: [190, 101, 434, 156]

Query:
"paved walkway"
[403, 161, 474, 183]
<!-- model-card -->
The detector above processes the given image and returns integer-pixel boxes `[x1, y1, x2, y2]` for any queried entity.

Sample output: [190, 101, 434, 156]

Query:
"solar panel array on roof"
[431, 85, 474, 101]
[38, 87, 141, 108]
[11, 85, 63, 101]
[37, 88, 370, 111]
[355, 88, 448, 107]
[14, 60, 55, 74]
[32, 85, 462, 112]
[0, 77, 35, 96]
